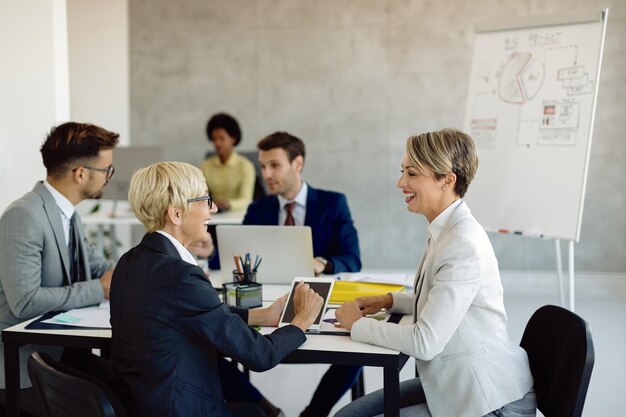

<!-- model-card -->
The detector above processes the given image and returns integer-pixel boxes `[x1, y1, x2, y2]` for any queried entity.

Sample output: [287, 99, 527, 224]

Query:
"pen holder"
[223, 282, 263, 308]
[232, 270, 257, 283]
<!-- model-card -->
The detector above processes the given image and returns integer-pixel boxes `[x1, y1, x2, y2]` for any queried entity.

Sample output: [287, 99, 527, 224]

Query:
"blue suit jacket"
[110, 233, 306, 417]
[242, 185, 361, 273]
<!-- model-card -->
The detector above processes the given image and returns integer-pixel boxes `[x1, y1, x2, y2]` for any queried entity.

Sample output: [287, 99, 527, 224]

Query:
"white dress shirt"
[277, 182, 308, 226]
[156, 230, 198, 266]
[42, 181, 75, 247]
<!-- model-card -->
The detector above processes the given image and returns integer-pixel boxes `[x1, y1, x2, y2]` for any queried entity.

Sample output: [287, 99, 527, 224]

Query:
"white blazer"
[351, 201, 533, 417]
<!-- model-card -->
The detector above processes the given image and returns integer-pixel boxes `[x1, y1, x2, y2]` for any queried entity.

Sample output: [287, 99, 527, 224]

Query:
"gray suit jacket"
[351, 201, 533, 417]
[0, 182, 112, 387]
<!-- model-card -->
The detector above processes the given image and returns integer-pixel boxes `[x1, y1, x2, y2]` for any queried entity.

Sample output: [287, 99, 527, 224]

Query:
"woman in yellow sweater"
[201, 113, 255, 211]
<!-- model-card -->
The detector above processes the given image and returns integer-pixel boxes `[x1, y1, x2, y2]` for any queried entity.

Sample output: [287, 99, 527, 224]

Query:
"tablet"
[278, 277, 335, 333]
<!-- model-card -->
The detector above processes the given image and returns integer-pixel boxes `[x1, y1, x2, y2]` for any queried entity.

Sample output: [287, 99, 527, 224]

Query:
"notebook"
[216, 225, 315, 284]
[278, 277, 335, 333]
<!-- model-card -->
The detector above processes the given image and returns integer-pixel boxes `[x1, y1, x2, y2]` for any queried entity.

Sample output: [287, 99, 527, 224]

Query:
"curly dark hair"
[206, 113, 241, 146]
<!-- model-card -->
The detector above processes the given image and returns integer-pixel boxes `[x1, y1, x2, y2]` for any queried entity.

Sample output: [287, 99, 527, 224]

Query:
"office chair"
[520, 305, 595, 417]
[27, 352, 127, 417]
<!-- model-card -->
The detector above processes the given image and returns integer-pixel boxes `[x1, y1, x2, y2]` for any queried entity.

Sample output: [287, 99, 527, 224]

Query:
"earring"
[442, 187, 447, 191]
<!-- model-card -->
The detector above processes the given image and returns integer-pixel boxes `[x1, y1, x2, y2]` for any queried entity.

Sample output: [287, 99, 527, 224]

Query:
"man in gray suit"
[0, 122, 119, 415]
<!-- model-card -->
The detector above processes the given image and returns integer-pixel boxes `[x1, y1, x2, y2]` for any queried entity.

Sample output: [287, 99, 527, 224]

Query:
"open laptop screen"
[216, 225, 315, 284]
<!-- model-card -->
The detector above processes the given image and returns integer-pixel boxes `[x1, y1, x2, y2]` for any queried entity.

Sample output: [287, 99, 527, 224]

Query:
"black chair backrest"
[28, 352, 127, 417]
[520, 305, 595, 417]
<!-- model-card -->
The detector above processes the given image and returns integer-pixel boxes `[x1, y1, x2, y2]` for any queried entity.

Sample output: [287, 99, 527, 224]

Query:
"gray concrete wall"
[129, 0, 625, 272]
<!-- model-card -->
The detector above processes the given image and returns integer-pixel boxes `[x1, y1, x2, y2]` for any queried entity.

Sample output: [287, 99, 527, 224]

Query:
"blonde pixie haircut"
[406, 128, 479, 198]
[128, 161, 207, 233]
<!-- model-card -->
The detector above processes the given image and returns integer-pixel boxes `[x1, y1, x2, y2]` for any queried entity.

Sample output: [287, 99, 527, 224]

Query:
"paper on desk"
[320, 308, 350, 334]
[312, 309, 388, 334]
[42, 305, 111, 329]
[257, 309, 390, 336]
[339, 272, 414, 287]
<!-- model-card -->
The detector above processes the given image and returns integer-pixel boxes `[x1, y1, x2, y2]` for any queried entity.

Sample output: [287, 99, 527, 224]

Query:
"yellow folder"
[329, 281, 406, 304]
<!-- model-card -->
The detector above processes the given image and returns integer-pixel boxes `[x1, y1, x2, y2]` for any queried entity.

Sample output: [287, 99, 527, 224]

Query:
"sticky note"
[53, 312, 82, 324]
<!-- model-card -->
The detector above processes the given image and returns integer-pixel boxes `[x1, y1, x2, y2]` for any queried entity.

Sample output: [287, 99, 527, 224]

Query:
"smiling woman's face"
[397, 154, 447, 222]
[180, 188, 217, 246]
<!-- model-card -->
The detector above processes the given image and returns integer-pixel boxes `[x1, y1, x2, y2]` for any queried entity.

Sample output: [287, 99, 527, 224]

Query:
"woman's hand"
[290, 281, 324, 332]
[265, 293, 287, 325]
[355, 294, 393, 315]
[247, 294, 288, 327]
[335, 301, 364, 331]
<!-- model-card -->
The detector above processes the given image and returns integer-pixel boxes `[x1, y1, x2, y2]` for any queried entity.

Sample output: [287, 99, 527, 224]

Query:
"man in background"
[0, 122, 119, 415]
[244, 131, 361, 275]
[241, 131, 362, 417]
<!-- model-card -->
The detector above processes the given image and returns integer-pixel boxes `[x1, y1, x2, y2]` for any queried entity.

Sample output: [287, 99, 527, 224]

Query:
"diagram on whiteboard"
[464, 25, 598, 150]
[498, 52, 544, 104]
[462, 12, 606, 242]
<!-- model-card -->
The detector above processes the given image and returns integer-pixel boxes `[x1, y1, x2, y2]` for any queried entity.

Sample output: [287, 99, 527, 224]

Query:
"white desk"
[2, 280, 409, 417]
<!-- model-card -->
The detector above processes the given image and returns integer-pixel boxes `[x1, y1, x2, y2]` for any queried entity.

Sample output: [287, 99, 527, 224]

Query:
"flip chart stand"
[555, 239, 576, 311]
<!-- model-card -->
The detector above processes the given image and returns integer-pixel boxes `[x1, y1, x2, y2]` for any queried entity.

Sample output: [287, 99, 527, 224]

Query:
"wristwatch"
[315, 256, 332, 274]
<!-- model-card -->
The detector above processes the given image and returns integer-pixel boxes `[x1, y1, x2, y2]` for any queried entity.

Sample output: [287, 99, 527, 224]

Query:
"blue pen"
[253, 257, 262, 272]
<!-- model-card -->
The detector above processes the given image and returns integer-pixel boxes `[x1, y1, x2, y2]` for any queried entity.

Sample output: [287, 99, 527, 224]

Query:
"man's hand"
[335, 301, 364, 331]
[355, 294, 393, 315]
[248, 294, 288, 327]
[214, 199, 230, 211]
[99, 267, 114, 300]
[312, 258, 325, 276]
[290, 281, 324, 332]
[188, 235, 215, 259]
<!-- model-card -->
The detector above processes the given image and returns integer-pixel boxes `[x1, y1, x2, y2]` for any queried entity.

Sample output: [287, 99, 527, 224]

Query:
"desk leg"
[4, 342, 21, 417]
[384, 366, 400, 417]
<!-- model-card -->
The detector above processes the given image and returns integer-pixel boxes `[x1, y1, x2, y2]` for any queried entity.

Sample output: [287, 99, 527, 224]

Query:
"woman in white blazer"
[334, 129, 535, 417]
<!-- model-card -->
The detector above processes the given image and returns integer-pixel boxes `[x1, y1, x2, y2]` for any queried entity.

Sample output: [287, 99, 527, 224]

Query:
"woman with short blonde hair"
[128, 161, 207, 233]
[110, 161, 323, 417]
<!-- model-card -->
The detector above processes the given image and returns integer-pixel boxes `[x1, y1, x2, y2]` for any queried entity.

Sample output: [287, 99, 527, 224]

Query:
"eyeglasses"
[73, 165, 115, 180]
[187, 191, 213, 209]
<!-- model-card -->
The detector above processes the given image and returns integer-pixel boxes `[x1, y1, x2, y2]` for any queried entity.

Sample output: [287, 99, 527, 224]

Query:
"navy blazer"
[243, 185, 361, 273]
[110, 233, 306, 417]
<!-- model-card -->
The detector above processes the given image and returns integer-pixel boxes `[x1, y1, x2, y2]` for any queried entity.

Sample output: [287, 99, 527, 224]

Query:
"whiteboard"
[463, 9, 608, 241]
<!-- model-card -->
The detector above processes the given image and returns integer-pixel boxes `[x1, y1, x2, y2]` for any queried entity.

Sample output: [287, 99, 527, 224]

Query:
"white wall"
[0, 0, 69, 212]
[67, 0, 130, 145]
[128, 0, 626, 273]
[0, 0, 130, 215]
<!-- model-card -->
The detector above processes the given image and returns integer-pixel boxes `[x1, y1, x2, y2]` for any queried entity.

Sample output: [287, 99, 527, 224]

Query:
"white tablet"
[278, 277, 335, 333]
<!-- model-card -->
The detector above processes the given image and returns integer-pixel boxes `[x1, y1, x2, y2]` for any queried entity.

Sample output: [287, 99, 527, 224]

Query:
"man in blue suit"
[243, 132, 360, 275]
[238, 131, 362, 416]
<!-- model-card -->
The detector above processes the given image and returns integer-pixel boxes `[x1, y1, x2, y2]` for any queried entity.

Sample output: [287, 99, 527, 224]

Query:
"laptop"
[216, 225, 315, 284]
